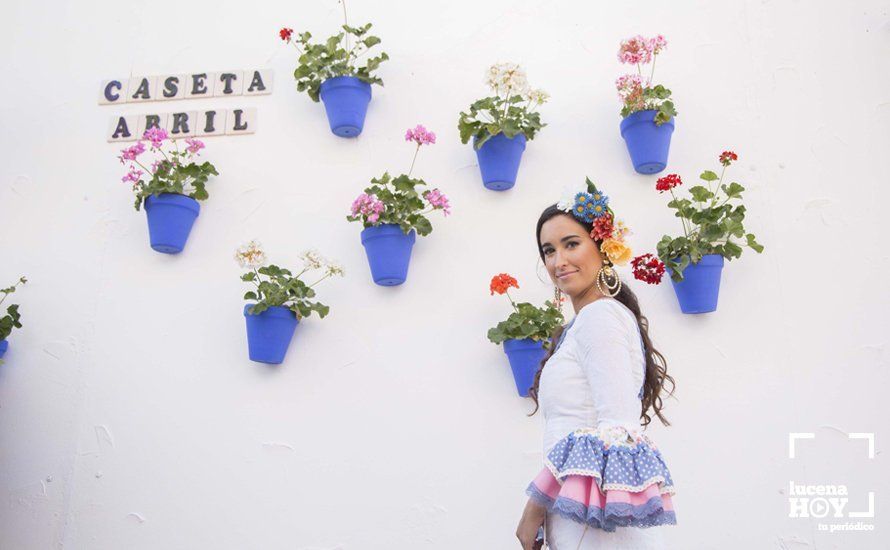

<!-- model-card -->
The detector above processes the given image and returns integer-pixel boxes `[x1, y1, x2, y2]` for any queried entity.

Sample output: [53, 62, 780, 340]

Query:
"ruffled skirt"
[527, 426, 677, 536]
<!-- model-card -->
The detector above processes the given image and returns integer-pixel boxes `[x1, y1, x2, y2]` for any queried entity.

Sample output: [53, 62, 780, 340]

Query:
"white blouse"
[539, 297, 646, 455]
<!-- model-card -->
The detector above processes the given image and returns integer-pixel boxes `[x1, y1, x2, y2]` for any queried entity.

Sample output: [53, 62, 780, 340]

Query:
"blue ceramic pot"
[318, 76, 372, 137]
[244, 305, 299, 364]
[669, 254, 724, 314]
[475, 133, 527, 191]
[144, 193, 200, 254]
[619, 109, 675, 174]
[360, 224, 416, 286]
[502, 338, 547, 397]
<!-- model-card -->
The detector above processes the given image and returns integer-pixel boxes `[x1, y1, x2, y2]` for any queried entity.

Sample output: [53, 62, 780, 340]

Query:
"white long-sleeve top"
[539, 297, 646, 455]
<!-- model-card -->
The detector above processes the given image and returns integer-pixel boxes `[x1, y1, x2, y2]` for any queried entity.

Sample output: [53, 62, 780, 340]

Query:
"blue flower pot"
[144, 193, 200, 254]
[360, 224, 416, 286]
[475, 133, 527, 191]
[318, 76, 372, 138]
[502, 338, 547, 397]
[619, 109, 675, 174]
[0, 339, 8, 359]
[670, 254, 724, 314]
[244, 305, 299, 364]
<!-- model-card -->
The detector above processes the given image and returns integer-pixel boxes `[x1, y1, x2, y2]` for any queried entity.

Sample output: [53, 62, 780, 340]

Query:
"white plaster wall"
[1, 0, 888, 548]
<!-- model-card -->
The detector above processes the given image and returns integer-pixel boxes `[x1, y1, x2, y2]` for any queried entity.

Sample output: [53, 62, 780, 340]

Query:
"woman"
[515, 185, 678, 549]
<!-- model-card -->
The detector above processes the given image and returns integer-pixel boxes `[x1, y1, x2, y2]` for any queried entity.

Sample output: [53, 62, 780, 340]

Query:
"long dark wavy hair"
[528, 204, 676, 427]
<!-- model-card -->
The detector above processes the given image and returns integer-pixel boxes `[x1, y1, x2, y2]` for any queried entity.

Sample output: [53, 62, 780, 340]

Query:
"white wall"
[1, 1, 888, 548]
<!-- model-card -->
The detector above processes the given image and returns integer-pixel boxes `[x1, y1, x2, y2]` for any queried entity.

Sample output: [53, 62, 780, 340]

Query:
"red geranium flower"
[631, 254, 665, 285]
[655, 173, 682, 193]
[591, 213, 614, 241]
[719, 150, 738, 166]
[279, 27, 294, 42]
[490, 273, 519, 295]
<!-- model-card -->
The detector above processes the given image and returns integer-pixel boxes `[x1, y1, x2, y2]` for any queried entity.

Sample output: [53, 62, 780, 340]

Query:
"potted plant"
[119, 128, 218, 254]
[616, 35, 677, 174]
[236, 241, 343, 364]
[280, 6, 388, 138]
[458, 63, 548, 190]
[0, 276, 26, 362]
[347, 125, 451, 286]
[631, 151, 764, 313]
[487, 274, 564, 397]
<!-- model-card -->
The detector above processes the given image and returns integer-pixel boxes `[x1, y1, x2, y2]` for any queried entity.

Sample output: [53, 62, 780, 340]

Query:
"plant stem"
[340, 0, 350, 51]
[648, 54, 657, 84]
[308, 273, 331, 288]
[408, 144, 420, 177]
[669, 188, 691, 238]
[505, 290, 519, 312]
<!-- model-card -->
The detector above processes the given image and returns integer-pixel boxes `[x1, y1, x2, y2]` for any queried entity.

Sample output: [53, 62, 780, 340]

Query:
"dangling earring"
[553, 286, 564, 314]
[596, 261, 622, 297]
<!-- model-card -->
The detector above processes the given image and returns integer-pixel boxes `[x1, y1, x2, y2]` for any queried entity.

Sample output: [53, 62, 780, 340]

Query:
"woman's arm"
[574, 300, 641, 431]
[515, 498, 545, 549]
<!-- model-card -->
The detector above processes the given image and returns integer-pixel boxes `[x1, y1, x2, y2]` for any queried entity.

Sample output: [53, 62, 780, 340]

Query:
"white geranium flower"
[486, 62, 529, 95]
[525, 88, 550, 104]
[235, 240, 267, 269]
[299, 249, 325, 270]
[325, 260, 345, 278]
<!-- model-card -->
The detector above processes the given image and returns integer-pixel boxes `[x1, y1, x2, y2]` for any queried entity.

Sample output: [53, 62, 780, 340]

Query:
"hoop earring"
[553, 286, 564, 314]
[596, 262, 622, 298]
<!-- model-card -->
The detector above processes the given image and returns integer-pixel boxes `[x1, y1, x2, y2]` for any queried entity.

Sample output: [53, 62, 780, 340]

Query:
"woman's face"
[539, 214, 604, 298]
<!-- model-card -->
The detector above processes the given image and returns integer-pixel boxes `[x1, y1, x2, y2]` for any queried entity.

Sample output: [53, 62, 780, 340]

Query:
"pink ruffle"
[528, 467, 676, 532]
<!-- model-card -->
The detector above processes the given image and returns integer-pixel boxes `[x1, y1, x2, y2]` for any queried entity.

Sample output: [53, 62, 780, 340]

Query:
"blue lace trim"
[526, 482, 677, 532]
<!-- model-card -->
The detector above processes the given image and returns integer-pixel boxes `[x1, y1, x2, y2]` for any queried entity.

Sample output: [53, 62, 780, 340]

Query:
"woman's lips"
[557, 270, 578, 280]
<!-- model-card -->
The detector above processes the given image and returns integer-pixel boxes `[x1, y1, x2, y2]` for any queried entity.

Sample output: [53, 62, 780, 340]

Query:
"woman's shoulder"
[574, 297, 637, 328]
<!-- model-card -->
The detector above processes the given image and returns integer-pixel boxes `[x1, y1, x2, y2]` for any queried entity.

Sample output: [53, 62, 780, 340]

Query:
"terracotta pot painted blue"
[360, 224, 416, 286]
[0, 339, 8, 359]
[670, 254, 724, 314]
[244, 305, 299, 364]
[144, 193, 200, 254]
[502, 338, 547, 397]
[318, 76, 372, 137]
[619, 109, 675, 174]
[475, 133, 527, 191]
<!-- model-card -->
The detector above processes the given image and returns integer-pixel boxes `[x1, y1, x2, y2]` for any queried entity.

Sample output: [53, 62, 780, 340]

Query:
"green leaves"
[457, 93, 547, 149]
[241, 261, 336, 322]
[657, 159, 764, 279]
[700, 170, 719, 182]
[346, 172, 440, 237]
[688, 185, 713, 202]
[131, 150, 219, 211]
[0, 277, 25, 340]
[487, 300, 564, 346]
[290, 23, 388, 102]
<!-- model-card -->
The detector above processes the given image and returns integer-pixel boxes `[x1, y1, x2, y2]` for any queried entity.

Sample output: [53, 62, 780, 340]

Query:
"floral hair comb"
[556, 178, 633, 267]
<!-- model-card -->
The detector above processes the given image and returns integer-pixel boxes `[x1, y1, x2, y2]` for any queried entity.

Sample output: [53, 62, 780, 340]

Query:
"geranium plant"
[458, 63, 548, 149]
[0, 276, 26, 342]
[616, 35, 676, 125]
[347, 125, 451, 235]
[118, 128, 218, 210]
[486, 274, 564, 347]
[634, 151, 764, 283]
[279, 18, 388, 102]
[236, 241, 344, 318]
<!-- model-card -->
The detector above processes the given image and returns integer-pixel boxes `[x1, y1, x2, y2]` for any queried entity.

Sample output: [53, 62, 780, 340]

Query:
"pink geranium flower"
[405, 124, 436, 146]
[185, 138, 205, 155]
[143, 127, 169, 149]
[424, 188, 451, 216]
[617, 35, 653, 65]
[118, 141, 146, 164]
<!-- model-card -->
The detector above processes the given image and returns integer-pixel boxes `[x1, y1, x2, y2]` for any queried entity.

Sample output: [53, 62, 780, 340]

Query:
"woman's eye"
[566, 241, 578, 248]
[543, 248, 554, 256]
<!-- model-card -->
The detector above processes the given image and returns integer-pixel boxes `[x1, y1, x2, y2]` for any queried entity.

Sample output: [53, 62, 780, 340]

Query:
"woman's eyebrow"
[561, 234, 581, 242]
